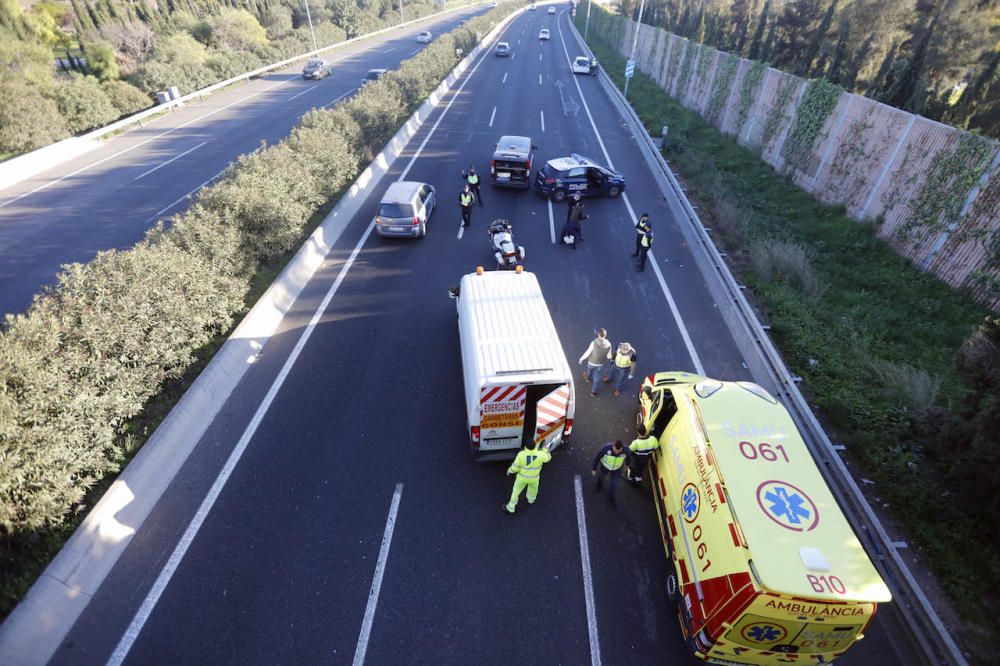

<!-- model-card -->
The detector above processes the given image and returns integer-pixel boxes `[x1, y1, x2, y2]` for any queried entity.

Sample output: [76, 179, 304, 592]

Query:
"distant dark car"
[302, 59, 331, 80]
[533, 153, 626, 202]
[361, 68, 388, 85]
[495, 41, 511, 57]
[491, 135, 536, 189]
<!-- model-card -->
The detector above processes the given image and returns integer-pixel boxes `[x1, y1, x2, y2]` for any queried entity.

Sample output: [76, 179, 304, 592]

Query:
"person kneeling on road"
[561, 217, 582, 248]
[504, 440, 552, 514]
[626, 427, 659, 482]
[592, 440, 627, 504]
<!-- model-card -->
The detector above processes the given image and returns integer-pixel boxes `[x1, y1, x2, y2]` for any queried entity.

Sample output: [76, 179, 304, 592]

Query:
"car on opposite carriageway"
[302, 59, 331, 79]
[533, 153, 626, 202]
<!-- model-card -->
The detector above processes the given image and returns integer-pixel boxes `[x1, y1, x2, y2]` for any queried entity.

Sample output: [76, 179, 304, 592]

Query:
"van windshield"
[378, 203, 413, 218]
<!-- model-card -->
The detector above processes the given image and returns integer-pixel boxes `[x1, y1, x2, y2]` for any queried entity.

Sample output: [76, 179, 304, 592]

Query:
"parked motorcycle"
[488, 219, 525, 270]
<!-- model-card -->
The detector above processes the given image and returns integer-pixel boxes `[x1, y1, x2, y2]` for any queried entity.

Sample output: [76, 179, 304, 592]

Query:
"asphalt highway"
[48, 7, 915, 665]
[0, 6, 489, 319]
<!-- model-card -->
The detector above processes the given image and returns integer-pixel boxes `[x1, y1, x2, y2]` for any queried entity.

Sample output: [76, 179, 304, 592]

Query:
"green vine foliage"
[735, 60, 767, 131]
[695, 42, 714, 97]
[783, 78, 843, 174]
[706, 53, 738, 126]
[904, 134, 997, 239]
[667, 37, 684, 90]
[762, 75, 797, 149]
[676, 40, 697, 98]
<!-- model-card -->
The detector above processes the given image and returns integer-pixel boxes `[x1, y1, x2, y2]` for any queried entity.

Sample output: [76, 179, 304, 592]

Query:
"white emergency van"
[455, 269, 576, 460]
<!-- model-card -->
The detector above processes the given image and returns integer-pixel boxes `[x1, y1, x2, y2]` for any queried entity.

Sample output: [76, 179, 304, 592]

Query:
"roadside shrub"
[129, 59, 216, 95]
[206, 50, 264, 81]
[100, 79, 151, 116]
[262, 6, 293, 40]
[0, 79, 69, 153]
[344, 78, 408, 158]
[208, 9, 268, 52]
[84, 41, 119, 82]
[749, 239, 824, 298]
[53, 74, 119, 134]
[867, 358, 941, 412]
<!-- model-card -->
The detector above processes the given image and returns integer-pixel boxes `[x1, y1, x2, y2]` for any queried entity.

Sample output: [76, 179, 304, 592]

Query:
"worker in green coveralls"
[503, 440, 552, 514]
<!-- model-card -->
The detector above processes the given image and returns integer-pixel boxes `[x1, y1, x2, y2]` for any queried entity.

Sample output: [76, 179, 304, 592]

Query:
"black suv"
[533, 153, 626, 202]
[491, 135, 535, 189]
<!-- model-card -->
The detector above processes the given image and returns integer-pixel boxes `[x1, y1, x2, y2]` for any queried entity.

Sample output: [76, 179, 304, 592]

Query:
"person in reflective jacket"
[591, 440, 626, 504]
[626, 427, 659, 482]
[504, 440, 552, 514]
[467, 167, 483, 206]
[459, 185, 474, 227]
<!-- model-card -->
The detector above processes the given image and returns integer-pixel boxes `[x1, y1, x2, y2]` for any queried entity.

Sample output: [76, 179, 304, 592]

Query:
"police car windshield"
[378, 203, 414, 218]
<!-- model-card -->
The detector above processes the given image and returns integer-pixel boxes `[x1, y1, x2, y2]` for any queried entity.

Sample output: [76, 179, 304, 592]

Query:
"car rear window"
[541, 163, 560, 177]
[496, 159, 527, 170]
[379, 203, 414, 218]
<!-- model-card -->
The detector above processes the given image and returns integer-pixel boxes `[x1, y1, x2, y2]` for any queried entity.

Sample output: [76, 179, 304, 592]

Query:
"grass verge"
[580, 21, 996, 659]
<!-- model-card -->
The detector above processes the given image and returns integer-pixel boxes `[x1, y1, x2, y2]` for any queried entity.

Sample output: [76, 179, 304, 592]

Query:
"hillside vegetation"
[617, 0, 1000, 137]
[0, 0, 441, 157]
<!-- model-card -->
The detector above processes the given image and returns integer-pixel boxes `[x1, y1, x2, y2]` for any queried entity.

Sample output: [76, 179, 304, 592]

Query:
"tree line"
[0, 0, 438, 158]
[615, 0, 999, 137]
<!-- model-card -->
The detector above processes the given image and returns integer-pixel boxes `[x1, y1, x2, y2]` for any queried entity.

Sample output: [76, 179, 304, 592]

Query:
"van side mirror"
[643, 386, 653, 399]
[532, 144, 539, 150]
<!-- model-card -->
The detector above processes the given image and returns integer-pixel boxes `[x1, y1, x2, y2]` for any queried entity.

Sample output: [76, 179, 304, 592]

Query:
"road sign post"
[623, 58, 636, 97]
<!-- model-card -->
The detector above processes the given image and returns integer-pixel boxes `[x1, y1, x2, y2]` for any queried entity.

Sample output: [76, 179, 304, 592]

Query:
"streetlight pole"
[623, 0, 647, 98]
[399, 0, 405, 25]
[584, 0, 592, 40]
[303, 0, 318, 51]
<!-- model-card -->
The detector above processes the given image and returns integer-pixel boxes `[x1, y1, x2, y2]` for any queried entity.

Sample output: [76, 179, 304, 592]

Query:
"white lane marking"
[108, 217, 379, 666]
[556, 14, 704, 375]
[540, 110, 545, 132]
[112, 33, 505, 664]
[288, 84, 319, 101]
[574, 476, 602, 666]
[325, 88, 355, 108]
[141, 169, 227, 225]
[489, 106, 497, 127]
[0, 80, 286, 210]
[517, 39, 521, 45]
[132, 142, 207, 181]
[538, 73, 542, 85]
[539, 52, 543, 61]
[352, 483, 403, 666]
[457, 222, 466, 239]
[408, 48, 421, 57]
[547, 198, 555, 244]
[502, 72, 508, 83]
[511, 52, 516, 60]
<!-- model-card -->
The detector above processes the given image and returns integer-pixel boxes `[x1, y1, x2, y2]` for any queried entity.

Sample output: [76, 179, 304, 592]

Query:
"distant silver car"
[374, 181, 437, 238]
[302, 59, 331, 80]
[547, 5, 556, 13]
[361, 68, 388, 86]
[539, 28, 550, 40]
[416, 31, 432, 43]
[495, 41, 511, 57]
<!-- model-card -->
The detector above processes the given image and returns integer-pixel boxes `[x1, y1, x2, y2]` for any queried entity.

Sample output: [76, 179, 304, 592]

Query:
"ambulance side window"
[650, 392, 678, 438]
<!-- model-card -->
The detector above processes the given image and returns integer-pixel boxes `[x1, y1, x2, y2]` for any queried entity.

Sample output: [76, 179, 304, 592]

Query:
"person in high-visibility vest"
[626, 427, 659, 482]
[459, 185, 474, 227]
[467, 167, 483, 206]
[603, 341, 637, 397]
[636, 222, 653, 272]
[591, 440, 626, 504]
[504, 440, 552, 514]
[630, 213, 650, 258]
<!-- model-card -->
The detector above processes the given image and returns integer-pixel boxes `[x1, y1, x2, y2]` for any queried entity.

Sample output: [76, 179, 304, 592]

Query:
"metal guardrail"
[570, 24, 968, 666]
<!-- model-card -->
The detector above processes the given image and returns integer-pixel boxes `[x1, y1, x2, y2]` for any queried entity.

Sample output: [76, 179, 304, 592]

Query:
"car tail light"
[471, 426, 480, 448]
[491, 160, 496, 175]
[375, 216, 381, 225]
[563, 419, 573, 437]
[544, 177, 556, 184]
[412, 216, 419, 226]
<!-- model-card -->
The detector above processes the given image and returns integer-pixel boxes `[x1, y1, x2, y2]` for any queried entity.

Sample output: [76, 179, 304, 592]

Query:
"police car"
[533, 154, 625, 202]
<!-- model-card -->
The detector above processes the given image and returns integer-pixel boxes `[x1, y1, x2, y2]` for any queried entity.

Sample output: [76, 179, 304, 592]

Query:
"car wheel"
[552, 190, 567, 203]
[420, 221, 427, 237]
[608, 185, 621, 198]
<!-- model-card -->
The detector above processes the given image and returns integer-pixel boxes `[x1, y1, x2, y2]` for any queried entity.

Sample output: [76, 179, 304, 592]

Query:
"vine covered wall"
[588, 9, 1000, 310]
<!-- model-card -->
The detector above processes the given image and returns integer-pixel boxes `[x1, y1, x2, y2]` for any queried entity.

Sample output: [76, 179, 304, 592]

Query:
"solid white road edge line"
[109, 28, 506, 663]
[555, 15, 705, 376]
[288, 83, 319, 101]
[352, 483, 404, 666]
[107, 220, 379, 666]
[547, 198, 555, 244]
[489, 106, 497, 127]
[132, 142, 207, 181]
[574, 476, 602, 666]
[540, 110, 545, 132]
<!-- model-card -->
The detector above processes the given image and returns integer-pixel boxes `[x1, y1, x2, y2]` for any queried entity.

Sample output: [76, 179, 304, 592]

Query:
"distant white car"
[416, 31, 432, 43]
[539, 28, 550, 40]
[548, 6, 556, 13]
[572, 55, 594, 74]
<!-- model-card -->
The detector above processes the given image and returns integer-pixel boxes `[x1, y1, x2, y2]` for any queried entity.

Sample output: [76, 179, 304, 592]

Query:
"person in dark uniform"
[459, 184, 474, 227]
[637, 222, 653, 272]
[631, 213, 650, 257]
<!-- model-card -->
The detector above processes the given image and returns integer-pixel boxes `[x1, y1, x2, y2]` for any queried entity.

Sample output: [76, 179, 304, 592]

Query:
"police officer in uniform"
[504, 440, 552, 514]
[626, 427, 659, 482]
[592, 440, 627, 504]
[467, 167, 483, 206]
[631, 213, 650, 257]
[459, 184, 474, 227]
[603, 341, 637, 397]
[637, 221, 653, 272]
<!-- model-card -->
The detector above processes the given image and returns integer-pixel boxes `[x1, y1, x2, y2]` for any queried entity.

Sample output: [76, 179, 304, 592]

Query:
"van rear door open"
[456, 270, 575, 460]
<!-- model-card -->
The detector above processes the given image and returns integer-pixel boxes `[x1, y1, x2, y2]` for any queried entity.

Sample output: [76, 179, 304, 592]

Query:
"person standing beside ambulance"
[603, 341, 637, 397]
[591, 440, 626, 504]
[503, 440, 552, 514]
[578, 328, 612, 397]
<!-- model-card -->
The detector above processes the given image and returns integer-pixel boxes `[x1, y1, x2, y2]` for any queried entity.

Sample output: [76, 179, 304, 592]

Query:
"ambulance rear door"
[527, 383, 570, 450]
[478, 383, 528, 453]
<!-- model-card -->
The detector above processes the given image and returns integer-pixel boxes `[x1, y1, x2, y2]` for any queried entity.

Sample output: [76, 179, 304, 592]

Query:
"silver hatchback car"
[374, 181, 437, 238]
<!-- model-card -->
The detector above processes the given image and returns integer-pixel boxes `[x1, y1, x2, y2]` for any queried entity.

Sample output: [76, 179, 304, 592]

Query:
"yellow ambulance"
[636, 371, 891, 665]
